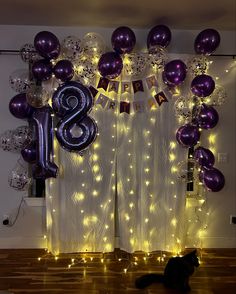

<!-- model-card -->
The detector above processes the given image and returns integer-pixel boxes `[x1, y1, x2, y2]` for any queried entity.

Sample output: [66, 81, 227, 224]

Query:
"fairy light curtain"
[46, 54, 190, 255]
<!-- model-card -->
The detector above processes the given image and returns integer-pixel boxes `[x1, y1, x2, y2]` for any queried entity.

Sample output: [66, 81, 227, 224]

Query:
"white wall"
[0, 25, 235, 249]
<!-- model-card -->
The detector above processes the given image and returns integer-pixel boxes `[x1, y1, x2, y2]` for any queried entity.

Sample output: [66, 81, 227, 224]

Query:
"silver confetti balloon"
[187, 56, 209, 76]
[12, 126, 33, 151]
[20, 43, 40, 63]
[81, 32, 106, 56]
[26, 84, 50, 108]
[74, 58, 97, 84]
[9, 69, 31, 93]
[148, 47, 167, 70]
[61, 35, 82, 61]
[8, 157, 31, 191]
[0, 130, 15, 152]
[176, 159, 196, 183]
[124, 53, 147, 76]
[206, 85, 227, 106]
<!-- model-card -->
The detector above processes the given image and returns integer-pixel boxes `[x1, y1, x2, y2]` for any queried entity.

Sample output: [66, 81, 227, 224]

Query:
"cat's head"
[185, 249, 200, 267]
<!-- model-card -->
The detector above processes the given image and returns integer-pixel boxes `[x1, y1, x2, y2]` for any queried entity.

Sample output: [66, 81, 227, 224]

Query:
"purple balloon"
[32, 59, 53, 81]
[191, 74, 215, 97]
[176, 124, 200, 147]
[197, 104, 219, 129]
[194, 146, 215, 168]
[9, 93, 34, 119]
[194, 29, 221, 55]
[162, 71, 175, 87]
[203, 167, 225, 192]
[98, 51, 123, 79]
[147, 25, 171, 50]
[111, 26, 136, 54]
[34, 31, 60, 60]
[21, 142, 36, 163]
[163, 60, 187, 86]
[53, 59, 74, 82]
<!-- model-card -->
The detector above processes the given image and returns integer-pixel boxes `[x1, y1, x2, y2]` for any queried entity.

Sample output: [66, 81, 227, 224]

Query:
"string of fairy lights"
[2, 36, 233, 270]
[45, 55, 235, 258]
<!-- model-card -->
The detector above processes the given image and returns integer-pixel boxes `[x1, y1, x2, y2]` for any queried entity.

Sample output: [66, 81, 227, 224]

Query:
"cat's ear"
[192, 249, 197, 254]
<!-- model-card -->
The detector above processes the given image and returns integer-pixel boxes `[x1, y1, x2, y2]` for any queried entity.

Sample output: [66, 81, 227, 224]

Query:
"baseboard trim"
[0, 237, 47, 249]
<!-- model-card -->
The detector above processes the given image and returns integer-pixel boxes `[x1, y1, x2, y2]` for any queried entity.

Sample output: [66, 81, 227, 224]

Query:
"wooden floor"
[0, 248, 236, 294]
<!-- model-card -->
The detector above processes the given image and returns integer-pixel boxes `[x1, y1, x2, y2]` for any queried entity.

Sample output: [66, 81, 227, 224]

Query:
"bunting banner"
[93, 75, 173, 114]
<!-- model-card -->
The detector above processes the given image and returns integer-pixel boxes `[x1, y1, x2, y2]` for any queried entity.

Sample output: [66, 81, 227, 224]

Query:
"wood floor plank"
[0, 249, 236, 293]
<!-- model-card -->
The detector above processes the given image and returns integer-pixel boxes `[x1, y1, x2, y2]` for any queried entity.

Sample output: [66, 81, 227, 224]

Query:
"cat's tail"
[135, 273, 164, 289]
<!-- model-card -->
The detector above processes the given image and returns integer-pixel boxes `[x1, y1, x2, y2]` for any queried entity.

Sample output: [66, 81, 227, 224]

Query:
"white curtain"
[46, 54, 196, 255]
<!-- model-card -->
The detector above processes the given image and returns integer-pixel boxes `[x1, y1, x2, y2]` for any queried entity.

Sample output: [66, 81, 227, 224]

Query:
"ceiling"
[0, 0, 235, 30]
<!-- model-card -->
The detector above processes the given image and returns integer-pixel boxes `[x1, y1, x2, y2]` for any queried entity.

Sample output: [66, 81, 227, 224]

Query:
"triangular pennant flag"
[89, 86, 98, 98]
[108, 81, 119, 93]
[132, 80, 144, 93]
[120, 101, 131, 114]
[121, 82, 131, 93]
[146, 75, 158, 89]
[133, 100, 145, 113]
[154, 91, 168, 106]
[96, 93, 109, 108]
[147, 98, 157, 109]
[97, 77, 109, 91]
[107, 99, 117, 111]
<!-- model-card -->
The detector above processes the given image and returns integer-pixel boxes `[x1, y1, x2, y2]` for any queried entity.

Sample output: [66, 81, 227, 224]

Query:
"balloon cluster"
[3, 27, 226, 194]
[4, 30, 98, 188]
[98, 26, 136, 79]
[98, 25, 173, 79]
[175, 29, 225, 192]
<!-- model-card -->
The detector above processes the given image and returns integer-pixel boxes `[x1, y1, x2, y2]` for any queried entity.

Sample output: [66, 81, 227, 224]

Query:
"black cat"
[135, 250, 199, 292]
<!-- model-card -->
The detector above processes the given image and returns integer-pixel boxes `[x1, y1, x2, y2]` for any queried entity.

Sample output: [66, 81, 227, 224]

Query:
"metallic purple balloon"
[32, 106, 58, 179]
[176, 124, 200, 147]
[202, 167, 225, 192]
[34, 31, 60, 60]
[53, 59, 74, 82]
[21, 142, 36, 163]
[147, 25, 171, 50]
[52, 81, 98, 153]
[191, 74, 215, 97]
[111, 26, 136, 54]
[197, 103, 219, 129]
[32, 59, 53, 81]
[9, 93, 34, 119]
[163, 59, 187, 86]
[98, 51, 123, 79]
[194, 29, 221, 55]
[162, 71, 175, 87]
[194, 146, 215, 168]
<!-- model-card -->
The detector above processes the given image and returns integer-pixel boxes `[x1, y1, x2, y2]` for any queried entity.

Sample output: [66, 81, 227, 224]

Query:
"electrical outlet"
[230, 215, 236, 224]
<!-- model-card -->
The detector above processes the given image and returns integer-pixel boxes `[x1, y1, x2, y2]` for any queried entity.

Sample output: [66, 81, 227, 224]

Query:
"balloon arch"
[1, 26, 225, 193]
